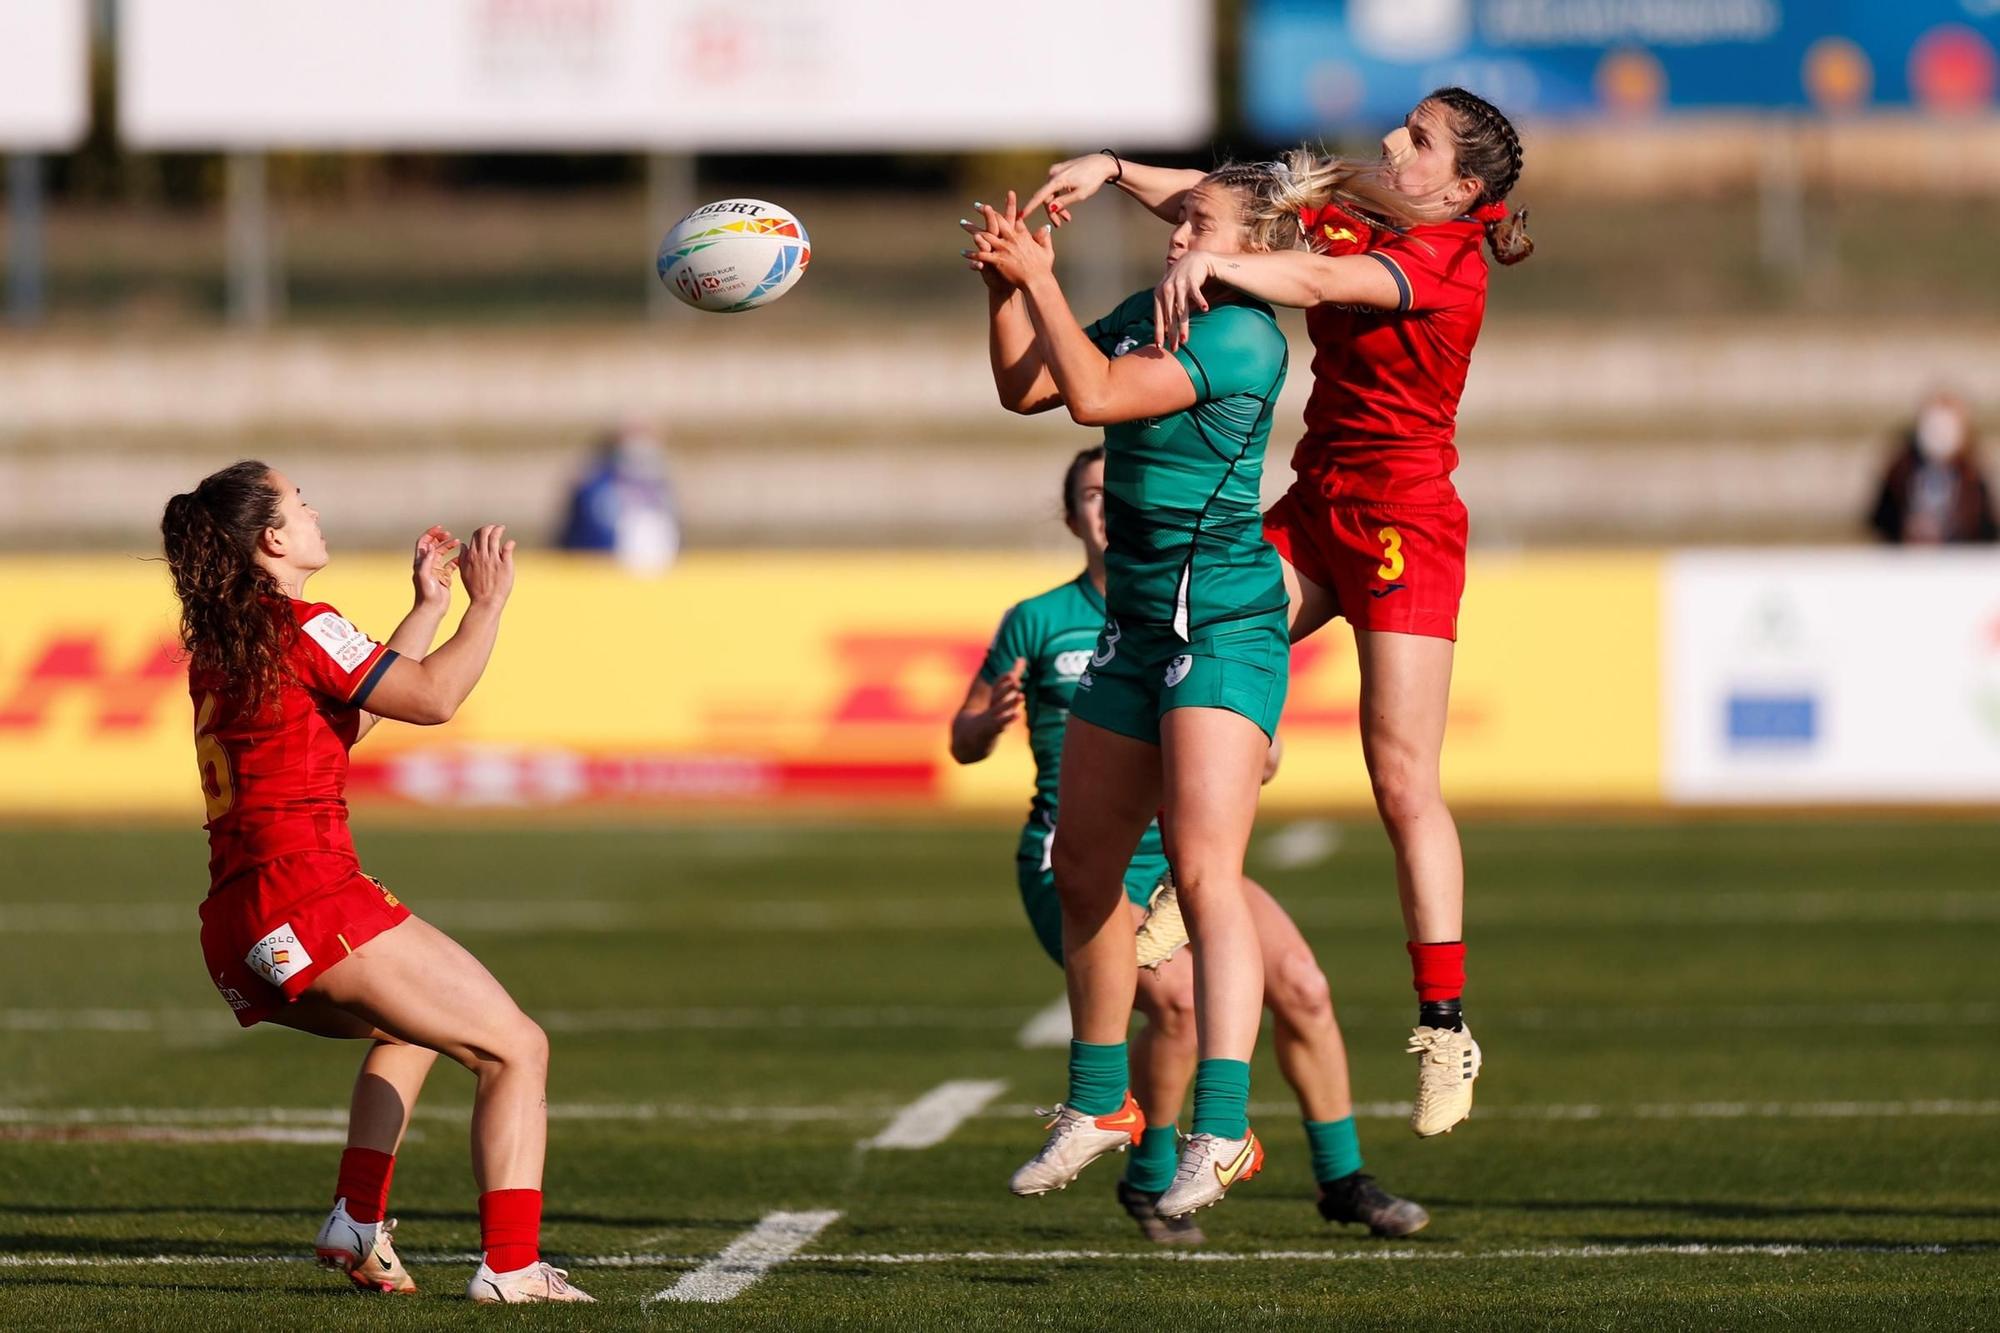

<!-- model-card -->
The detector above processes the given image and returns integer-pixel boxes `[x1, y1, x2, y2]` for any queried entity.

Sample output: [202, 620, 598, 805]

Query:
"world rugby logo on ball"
[656, 198, 812, 313]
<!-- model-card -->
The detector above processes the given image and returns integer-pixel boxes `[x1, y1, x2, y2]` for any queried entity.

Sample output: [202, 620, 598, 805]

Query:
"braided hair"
[160, 460, 296, 715]
[1427, 86, 1534, 265]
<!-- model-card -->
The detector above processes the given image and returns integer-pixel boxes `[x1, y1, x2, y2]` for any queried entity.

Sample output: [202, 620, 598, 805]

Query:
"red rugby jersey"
[1295, 207, 1489, 506]
[188, 600, 397, 892]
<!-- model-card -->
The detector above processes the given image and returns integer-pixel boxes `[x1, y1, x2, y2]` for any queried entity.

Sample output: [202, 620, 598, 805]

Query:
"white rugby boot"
[1008, 1093, 1145, 1196]
[467, 1259, 596, 1304]
[313, 1198, 416, 1294]
[1407, 1022, 1482, 1137]
[1155, 1130, 1264, 1218]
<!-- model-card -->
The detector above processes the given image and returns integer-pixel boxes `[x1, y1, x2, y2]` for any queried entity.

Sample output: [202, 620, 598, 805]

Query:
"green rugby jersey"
[979, 573, 1106, 822]
[1083, 291, 1290, 639]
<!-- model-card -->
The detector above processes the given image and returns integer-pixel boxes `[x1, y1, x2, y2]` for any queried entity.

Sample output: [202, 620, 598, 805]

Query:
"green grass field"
[1, 817, 1995, 1330]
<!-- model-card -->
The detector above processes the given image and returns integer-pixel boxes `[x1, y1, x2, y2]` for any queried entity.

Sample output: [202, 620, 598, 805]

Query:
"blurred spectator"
[559, 425, 681, 572]
[1868, 393, 1997, 545]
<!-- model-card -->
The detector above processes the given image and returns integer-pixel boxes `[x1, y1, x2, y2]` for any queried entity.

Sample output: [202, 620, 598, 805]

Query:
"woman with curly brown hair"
[161, 460, 591, 1304]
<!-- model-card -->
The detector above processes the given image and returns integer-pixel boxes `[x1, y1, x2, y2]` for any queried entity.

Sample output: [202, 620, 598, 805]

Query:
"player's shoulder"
[1011, 579, 1080, 625]
[293, 602, 381, 667]
[1090, 290, 1155, 345]
[1185, 298, 1286, 363]
[1379, 219, 1486, 271]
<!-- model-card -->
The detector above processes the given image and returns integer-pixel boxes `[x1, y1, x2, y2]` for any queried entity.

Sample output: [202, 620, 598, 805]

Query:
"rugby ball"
[655, 198, 811, 313]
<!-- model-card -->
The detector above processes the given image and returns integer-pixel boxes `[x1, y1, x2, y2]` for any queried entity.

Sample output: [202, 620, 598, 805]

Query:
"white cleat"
[1408, 1023, 1482, 1137]
[1008, 1093, 1145, 1196]
[467, 1259, 596, 1304]
[313, 1198, 416, 1294]
[1155, 1130, 1264, 1219]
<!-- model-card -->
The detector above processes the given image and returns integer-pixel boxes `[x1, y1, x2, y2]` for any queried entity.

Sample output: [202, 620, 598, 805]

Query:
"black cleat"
[1316, 1172, 1430, 1238]
[1117, 1179, 1207, 1246]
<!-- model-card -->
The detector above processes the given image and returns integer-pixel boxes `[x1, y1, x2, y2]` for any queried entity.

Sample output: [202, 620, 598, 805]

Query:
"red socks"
[1408, 940, 1466, 1003]
[479, 1188, 543, 1274]
[334, 1147, 396, 1224]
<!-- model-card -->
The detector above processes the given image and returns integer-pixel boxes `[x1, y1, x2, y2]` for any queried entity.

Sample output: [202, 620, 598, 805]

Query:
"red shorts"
[198, 854, 411, 1028]
[1263, 483, 1468, 641]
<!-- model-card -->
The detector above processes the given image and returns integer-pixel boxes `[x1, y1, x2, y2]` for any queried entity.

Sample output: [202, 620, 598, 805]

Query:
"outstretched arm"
[971, 205, 1197, 427]
[1023, 153, 1205, 226]
[360, 525, 515, 727]
[1153, 250, 1402, 349]
[357, 526, 461, 743]
[971, 193, 1062, 414]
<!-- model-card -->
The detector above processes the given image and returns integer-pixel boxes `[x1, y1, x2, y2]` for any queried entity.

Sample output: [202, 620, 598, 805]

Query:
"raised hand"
[1022, 152, 1121, 226]
[411, 525, 459, 609]
[458, 524, 516, 607]
[981, 657, 1029, 736]
[1153, 250, 1217, 351]
[962, 192, 1056, 290]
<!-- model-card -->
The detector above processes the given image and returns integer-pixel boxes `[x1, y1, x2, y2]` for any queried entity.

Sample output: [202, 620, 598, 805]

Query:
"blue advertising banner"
[1244, 0, 2000, 133]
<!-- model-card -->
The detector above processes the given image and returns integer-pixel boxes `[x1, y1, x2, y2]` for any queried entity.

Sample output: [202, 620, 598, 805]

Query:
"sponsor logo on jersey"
[1077, 670, 1093, 690]
[245, 924, 312, 987]
[214, 982, 252, 1012]
[1090, 620, 1122, 668]
[1164, 655, 1193, 688]
[1368, 583, 1408, 599]
[302, 612, 380, 672]
[1111, 335, 1140, 357]
[1053, 649, 1093, 680]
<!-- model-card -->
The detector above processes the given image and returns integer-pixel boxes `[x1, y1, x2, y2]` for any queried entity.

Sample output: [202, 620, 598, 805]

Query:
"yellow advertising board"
[0, 552, 1660, 816]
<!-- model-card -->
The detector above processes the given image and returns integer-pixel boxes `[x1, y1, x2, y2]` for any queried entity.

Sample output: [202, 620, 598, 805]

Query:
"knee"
[1143, 974, 1197, 1046]
[470, 1014, 549, 1080]
[1368, 751, 1439, 829]
[1052, 846, 1122, 921]
[514, 1018, 551, 1076]
[1268, 949, 1333, 1028]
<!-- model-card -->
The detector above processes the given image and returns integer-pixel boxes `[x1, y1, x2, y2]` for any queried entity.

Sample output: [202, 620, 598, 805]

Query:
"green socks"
[1190, 1058, 1251, 1139]
[1124, 1124, 1179, 1192]
[1066, 1040, 1128, 1117]
[1303, 1115, 1363, 1184]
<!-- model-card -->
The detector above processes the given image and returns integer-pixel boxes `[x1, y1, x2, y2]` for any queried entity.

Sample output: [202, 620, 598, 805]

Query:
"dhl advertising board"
[0, 553, 1661, 816]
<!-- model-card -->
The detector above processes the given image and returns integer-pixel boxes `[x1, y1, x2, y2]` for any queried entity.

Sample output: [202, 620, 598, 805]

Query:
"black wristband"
[1099, 148, 1124, 183]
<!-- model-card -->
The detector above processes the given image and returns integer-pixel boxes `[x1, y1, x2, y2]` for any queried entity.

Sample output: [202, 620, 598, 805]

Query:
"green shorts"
[1014, 815, 1168, 966]
[1069, 614, 1289, 746]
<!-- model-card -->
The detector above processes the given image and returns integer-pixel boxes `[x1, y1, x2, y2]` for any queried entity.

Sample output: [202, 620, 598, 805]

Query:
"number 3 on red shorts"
[1375, 526, 1405, 581]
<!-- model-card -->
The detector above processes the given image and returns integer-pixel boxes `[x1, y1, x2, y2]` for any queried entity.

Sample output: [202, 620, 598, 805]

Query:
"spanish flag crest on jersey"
[1299, 202, 1378, 257]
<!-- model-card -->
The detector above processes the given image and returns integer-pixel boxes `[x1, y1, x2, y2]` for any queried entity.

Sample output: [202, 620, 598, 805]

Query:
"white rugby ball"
[655, 198, 811, 313]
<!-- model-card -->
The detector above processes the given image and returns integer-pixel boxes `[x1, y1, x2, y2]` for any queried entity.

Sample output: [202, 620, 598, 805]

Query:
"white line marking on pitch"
[1016, 996, 1072, 1049]
[0, 1241, 1975, 1273]
[861, 1079, 1008, 1149]
[0, 1125, 356, 1145]
[5, 1097, 1999, 1137]
[648, 1210, 841, 1304]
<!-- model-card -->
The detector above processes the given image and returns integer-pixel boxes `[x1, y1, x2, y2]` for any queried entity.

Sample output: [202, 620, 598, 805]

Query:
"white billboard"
[0, 0, 90, 149]
[1666, 550, 2000, 803]
[120, 0, 1212, 149]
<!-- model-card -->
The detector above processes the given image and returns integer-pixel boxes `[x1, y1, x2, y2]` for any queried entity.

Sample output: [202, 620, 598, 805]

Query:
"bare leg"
[304, 915, 551, 1192]
[1050, 718, 1162, 1046]
[1354, 629, 1462, 943]
[1245, 879, 1351, 1122]
[346, 1043, 440, 1154]
[1130, 935, 1198, 1129]
[1159, 707, 1271, 1061]
[1279, 552, 1342, 645]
